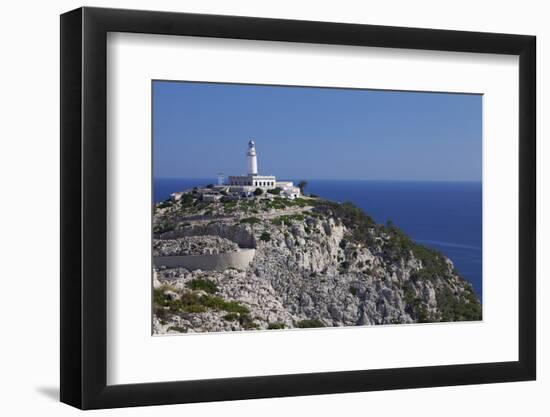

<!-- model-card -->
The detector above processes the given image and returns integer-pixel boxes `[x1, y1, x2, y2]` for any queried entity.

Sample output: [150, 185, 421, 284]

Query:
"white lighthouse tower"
[247, 139, 258, 175]
[229, 140, 296, 195]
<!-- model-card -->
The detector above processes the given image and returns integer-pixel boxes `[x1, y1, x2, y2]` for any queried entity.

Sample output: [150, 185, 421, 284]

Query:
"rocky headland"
[153, 189, 481, 334]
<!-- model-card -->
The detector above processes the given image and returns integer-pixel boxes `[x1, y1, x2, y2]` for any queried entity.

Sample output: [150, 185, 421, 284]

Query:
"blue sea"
[154, 178, 482, 301]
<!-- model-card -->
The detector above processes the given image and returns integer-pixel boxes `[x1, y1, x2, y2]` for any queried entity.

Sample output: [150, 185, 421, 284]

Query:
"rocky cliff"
[153, 193, 481, 334]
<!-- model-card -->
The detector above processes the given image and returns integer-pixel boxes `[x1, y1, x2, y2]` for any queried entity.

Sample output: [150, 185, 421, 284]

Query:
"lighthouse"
[247, 139, 258, 175]
[227, 140, 298, 198]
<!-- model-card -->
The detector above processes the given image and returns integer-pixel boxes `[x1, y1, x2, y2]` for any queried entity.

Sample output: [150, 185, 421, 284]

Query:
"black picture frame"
[60, 6, 536, 410]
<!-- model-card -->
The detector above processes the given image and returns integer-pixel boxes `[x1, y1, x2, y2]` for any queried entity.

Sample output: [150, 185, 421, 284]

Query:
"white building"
[226, 140, 301, 198]
[276, 181, 301, 199]
[228, 140, 276, 189]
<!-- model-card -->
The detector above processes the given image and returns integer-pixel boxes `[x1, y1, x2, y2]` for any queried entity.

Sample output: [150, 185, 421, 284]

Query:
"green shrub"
[289, 198, 309, 207]
[402, 287, 429, 322]
[183, 304, 208, 313]
[180, 193, 194, 207]
[254, 188, 263, 196]
[157, 200, 172, 209]
[223, 300, 250, 314]
[267, 187, 282, 195]
[200, 295, 250, 315]
[223, 313, 240, 321]
[153, 288, 167, 306]
[168, 326, 187, 333]
[188, 278, 218, 294]
[268, 322, 286, 330]
[313, 200, 376, 244]
[436, 286, 482, 322]
[154, 288, 250, 316]
[239, 314, 260, 329]
[153, 221, 176, 234]
[154, 290, 203, 314]
[382, 222, 449, 278]
[296, 319, 325, 328]
[260, 232, 271, 242]
[240, 217, 261, 225]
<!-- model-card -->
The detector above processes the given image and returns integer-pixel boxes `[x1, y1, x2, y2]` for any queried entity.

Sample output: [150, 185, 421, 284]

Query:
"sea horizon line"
[154, 177, 482, 184]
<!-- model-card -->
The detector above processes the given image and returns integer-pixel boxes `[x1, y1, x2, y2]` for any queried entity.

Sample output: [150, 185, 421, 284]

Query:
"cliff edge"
[153, 192, 481, 334]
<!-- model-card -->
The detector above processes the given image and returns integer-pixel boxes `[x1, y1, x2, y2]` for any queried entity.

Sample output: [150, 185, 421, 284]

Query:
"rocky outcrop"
[158, 223, 257, 248]
[153, 236, 239, 256]
[153, 194, 481, 334]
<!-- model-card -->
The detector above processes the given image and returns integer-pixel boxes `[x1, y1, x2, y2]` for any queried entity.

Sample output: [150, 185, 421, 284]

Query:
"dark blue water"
[154, 178, 482, 301]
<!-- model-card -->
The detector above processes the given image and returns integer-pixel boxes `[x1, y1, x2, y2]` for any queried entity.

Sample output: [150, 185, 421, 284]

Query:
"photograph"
[152, 81, 483, 334]
[0, 0, 541, 413]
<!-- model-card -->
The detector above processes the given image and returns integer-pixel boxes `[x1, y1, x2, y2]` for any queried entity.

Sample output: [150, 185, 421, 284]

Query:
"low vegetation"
[296, 319, 325, 328]
[153, 287, 250, 316]
[383, 221, 449, 279]
[403, 286, 430, 323]
[157, 199, 173, 209]
[267, 187, 282, 195]
[436, 286, 482, 322]
[187, 278, 218, 294]
[153, 190, 482, 330]
[167, 326, 187, 333]
[239, 216, 261, 225]
[271, 213, 306, 226]
[222, 313, 240, 321]
[313, 200, 376, 244]
[312, 200, 451, 282]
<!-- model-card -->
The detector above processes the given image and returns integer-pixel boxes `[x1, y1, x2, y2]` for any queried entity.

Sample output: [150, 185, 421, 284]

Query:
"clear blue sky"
[153, 81, 482, 181]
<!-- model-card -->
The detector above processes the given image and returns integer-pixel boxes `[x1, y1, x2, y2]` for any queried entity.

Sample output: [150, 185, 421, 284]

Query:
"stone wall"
[159, 223, 256, 248]
[154, 248, 256, 271]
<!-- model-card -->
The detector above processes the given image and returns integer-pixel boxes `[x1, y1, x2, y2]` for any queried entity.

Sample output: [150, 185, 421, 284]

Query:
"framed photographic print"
[60, 6, 536, 409]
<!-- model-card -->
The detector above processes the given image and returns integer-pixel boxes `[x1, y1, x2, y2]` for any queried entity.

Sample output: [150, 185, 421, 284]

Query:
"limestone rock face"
[153, 195, 481, 334]
[153, 235, 239, 256]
